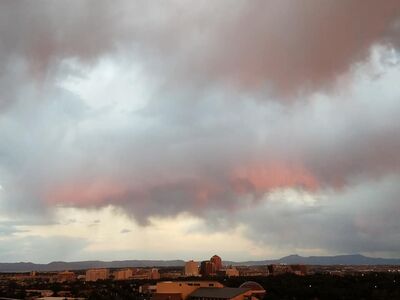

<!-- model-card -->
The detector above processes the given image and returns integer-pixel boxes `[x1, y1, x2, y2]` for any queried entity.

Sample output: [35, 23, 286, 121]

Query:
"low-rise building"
[132, 268, 160, 280]
[237, 266, 269, 276]
[57, 271, 76, 282]
[152, 281, 224, 300]
[267, 264, 307, 276]
[161, 271, 182, 279]
[139, 283, 157, 294]
[150, 280, 261, 300]
[25, 289, 53, 297]
[239, 281, 266, 299]
[218, 267, 239, 277]
[290, 264, 308, 275]
[188, 287, 253, 300]
[36, 297, 85, 300]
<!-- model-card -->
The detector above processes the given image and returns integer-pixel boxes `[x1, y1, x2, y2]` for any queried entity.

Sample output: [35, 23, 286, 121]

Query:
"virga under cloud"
[0, 0, 400, 261]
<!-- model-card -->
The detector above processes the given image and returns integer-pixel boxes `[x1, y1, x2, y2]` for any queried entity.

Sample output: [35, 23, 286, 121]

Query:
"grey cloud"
[236, 176, 400, 257]
[0, 235, 88, 263]
[1, 52, 400, 224]
[0, 222, 28, 236]
[0, 0, 400, 259]
[0, 1, 121, 70]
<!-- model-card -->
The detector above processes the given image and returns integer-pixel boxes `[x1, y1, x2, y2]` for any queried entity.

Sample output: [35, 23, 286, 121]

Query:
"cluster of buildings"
[0, 271, 81, 283]
[184, 255, 307, 277]
[308, 264, 400, 276]
[268, 264, 308, 276]
[0, 253, 309, 294]
[0, 256, 308, 286]
[83, 258, 307, 282]
[200, 255, 223, 276]
[3, 254, 400, 300]
[85, 267, 160, 281]
[185, 255, 240, 277]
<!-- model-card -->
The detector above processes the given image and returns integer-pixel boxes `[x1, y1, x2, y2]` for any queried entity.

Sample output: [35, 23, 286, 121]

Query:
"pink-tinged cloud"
[44, 180, 128, 207]
[42, 161, 319, 223]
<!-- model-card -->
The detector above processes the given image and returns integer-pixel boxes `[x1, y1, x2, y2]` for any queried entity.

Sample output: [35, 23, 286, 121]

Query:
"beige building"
[132, 268, 160, 280]
[184, 260, 199, 276]
[114, 268, 135, 280]
[237, 266, 269, 276]
[57, 271, 76, 282]
[224, 267, 240, 277]
[85, 268, 110, 281]
[151, 268, 161, 280]
[161, 271, 182, 279]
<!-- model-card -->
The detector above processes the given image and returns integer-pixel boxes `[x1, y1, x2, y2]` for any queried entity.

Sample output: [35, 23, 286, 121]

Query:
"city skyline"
[1, 1, 400, 263]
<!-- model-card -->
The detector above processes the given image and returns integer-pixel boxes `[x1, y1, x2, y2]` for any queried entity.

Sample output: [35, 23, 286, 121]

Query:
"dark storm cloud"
[1, 1, 400, 95]
[0, 0, 400, 257]
[237, 176, 400, 256]
[0, 1, 121, 71]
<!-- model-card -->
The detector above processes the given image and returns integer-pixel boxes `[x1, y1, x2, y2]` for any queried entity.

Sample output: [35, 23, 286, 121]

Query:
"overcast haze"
[1, 0, 400, 263]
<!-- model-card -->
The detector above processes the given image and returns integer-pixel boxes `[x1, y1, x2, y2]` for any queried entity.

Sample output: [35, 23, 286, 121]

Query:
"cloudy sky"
[1, 0, 400, 263]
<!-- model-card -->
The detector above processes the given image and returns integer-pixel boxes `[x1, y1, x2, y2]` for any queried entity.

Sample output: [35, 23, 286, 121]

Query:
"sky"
[1, 0, 400, 263]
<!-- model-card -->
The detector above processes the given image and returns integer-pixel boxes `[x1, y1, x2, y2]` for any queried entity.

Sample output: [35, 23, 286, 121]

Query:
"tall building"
[85, 269, 109, 281]
[200, 260, 215, 276]
[184, 260, 199, 276]
[210, 255, 223, 271]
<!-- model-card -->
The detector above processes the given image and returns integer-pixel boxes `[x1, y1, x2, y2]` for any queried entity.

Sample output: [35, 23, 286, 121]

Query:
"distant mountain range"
[1, 254, 400, 272]
[0, 260, 185, 272]
[226, 254, 400, 266]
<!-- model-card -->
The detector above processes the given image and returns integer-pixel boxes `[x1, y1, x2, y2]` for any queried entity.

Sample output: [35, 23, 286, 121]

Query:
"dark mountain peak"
[342, 254, 365, 258]
[282, 254, 302, 259]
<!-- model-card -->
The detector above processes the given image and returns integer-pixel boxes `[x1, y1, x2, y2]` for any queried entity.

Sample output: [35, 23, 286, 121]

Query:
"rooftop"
[189, 287, 250, 299]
